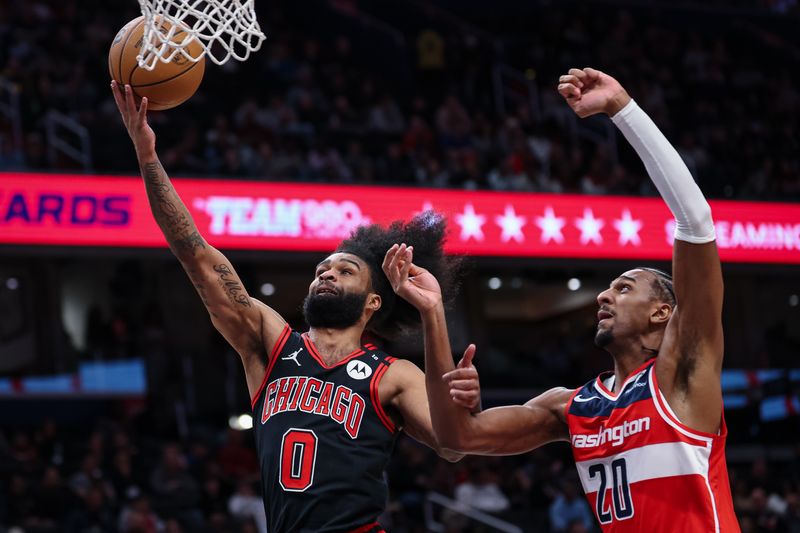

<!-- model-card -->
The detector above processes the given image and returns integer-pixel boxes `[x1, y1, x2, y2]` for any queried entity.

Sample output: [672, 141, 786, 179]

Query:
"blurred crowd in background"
[2, 0, 800, 531]
[2, 418, 800, 533]
[1, 0, 799, 200]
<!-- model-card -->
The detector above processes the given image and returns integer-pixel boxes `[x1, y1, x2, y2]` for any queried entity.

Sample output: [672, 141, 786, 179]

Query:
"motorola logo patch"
[346, 360, 372, 380]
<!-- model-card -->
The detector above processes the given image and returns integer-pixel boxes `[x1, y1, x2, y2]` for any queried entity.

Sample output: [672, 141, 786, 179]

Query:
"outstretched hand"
[110, 81, 156, 156]
[557, 67, 631, 118]
[443, 344, 481, 411]
[382, 243, 443, 313]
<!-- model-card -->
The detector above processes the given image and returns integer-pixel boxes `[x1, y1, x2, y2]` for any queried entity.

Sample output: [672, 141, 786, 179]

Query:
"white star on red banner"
[455, 203, 486, 242]
[575, 208, 605, 245]
[495, 205, 526, 243]
[535, 206, 566, 244]
[613, 209, 643, 246]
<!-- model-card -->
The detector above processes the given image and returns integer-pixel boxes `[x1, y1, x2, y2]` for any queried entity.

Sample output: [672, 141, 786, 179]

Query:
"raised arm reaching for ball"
[400, 68, 738, 532]
[111, 81, 483, 532]
[111, 81, 285, 398]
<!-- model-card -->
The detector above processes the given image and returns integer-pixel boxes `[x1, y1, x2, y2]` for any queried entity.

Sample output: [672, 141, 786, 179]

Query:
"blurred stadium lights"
[488, 277, 502, 290]
[721, 369, 799, 391]
[567, 278, 581, 291]
[0, 359, 147, 396]
[229, 413, 254, 430]
[260, 282, 276, 296]
[720, 369, 800, 422]
[761, 395, 800, 422]
[5, 277, 19, 290]
[721, 395, 748, 409]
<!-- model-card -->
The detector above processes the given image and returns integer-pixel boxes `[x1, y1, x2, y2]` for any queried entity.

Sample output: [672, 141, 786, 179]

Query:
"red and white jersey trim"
[576, 441, 711, 493]
[594, 365, 648, 401]
[648, 366, 720, 533]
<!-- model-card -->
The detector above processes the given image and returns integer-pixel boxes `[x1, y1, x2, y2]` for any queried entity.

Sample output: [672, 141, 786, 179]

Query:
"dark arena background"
[1, 0, 799, 532]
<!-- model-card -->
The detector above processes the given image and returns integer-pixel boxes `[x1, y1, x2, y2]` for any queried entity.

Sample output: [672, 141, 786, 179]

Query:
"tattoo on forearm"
[174, 231, 205, 256]
[214, 263, 251, 307]
[143, 161, 205, 256]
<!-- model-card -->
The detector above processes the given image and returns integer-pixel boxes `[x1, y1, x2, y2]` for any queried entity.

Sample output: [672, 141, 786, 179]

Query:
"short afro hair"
[635, 267, 676, 307]
[336, 211, 462, 340]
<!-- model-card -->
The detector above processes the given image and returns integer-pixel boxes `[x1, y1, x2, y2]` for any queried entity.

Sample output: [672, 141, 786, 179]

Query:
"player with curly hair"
[110, 81, 479, 533]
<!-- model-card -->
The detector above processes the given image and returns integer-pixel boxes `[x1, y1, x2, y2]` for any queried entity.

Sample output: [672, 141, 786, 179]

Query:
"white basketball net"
[136, 0, 266, 70]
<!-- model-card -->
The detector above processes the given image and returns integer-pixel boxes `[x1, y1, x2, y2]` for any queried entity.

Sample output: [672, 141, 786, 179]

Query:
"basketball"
[108, 16, 205, 111]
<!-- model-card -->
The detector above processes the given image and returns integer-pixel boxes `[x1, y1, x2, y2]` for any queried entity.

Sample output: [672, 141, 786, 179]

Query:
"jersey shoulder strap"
[363, 343, 399, 434]
[250, 324, 298, 409]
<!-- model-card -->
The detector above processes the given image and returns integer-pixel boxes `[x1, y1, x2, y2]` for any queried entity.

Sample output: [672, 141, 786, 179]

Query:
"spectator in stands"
[9, 430, 38, 471]
[307, 140, 351, 182]
[34, 418, 64, 467]
[403, 115, 436, 159]
[199, 474, 229, 520]
[369, 94, 406, 134]
[4, 413, 800, 531]
[436, 95, 473, 150]
[4, 472, 33, 528]
[228, 481, 267, 533]
[65, 485, 116, 533]
[69, 452, 106, 500]
[454, 461, 511, 515]
[109, 449, 142, 502]
[416, 156, 450, 188]
[30, 466, 75, 530]
[150, 443, 202, 527]
[3, 0, 799, 201]
[548, 478, 595, 532]
[785, 491, 800, 533]
[380, 142, 416, 184]
[215, 429, 258, 482]
[387, 438, 436, 525]
[746, 486, 788, 531]
[119, 493, 163, 533]
[344, 140, 377, 183]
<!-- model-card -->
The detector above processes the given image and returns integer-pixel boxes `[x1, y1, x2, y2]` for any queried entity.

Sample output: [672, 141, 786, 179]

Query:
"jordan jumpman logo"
[282, 348, 303, 366]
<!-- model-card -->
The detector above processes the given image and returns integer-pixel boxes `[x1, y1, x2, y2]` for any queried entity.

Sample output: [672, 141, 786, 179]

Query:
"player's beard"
[594, 326, 614, 348]
[303, 290, 368, 329]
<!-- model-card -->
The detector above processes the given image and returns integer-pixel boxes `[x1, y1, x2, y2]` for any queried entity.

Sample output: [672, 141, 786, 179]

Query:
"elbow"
[436, 433, 461, 453]
[688, 200, 713, 230]
[435, 430, 473, 456]
[430, 413, 482, 456]
[435, 431, 472, 460]
[437, 447, 465, 463]
[675, 202, 716, 244]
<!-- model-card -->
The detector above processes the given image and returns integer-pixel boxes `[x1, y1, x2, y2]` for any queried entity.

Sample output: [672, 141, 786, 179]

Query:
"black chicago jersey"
[251, 325, 399, 532]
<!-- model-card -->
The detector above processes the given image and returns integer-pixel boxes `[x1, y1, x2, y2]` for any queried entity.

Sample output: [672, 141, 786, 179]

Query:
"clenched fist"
[557, 67, 631, 118]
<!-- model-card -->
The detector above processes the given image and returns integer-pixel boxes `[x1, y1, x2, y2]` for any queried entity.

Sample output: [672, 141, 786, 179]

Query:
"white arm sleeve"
[611, 99, 716, 244]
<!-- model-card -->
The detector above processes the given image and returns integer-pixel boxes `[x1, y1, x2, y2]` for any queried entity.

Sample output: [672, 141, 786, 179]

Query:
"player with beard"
[111, 81, 481, 533]
[384, 69, 739, 532]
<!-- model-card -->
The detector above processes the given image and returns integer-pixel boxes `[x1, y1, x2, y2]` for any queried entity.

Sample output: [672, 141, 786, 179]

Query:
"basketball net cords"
[136, 0, 266, 70]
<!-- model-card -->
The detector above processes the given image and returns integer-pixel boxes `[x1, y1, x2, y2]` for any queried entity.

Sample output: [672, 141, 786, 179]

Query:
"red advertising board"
[1, 172, 799, 263]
